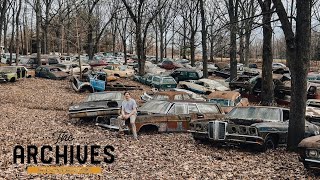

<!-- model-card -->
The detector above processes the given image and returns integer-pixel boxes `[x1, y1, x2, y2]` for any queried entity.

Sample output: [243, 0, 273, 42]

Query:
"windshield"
[209, 99, 234, 106]
[162, 78, 176, 84]
[0, 67, 15, 73]
[119, 65, 128, 71]
[138, 101, 171, 114]
[228, 107, 281, 122]
[87, 93, 123, 102]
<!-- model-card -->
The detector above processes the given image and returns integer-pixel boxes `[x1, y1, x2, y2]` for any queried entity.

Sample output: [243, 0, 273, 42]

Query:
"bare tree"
[121, 0, 167, 75]
[258, 0, 274, 106]
[272, 0, 312, 151]
[226, 0, 239, 81]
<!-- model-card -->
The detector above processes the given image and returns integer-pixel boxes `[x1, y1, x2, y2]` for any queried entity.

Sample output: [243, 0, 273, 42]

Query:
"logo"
[13, 131, 115, 174]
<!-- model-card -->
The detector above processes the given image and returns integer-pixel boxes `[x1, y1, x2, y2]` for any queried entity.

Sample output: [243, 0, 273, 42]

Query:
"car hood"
[52, 71, 68, 78]
[298, 135, 320, 149]
[69, 100, 121, 111]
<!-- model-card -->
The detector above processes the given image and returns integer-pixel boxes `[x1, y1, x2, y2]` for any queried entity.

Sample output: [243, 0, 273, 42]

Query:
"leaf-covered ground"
[0, 78, 318, 179]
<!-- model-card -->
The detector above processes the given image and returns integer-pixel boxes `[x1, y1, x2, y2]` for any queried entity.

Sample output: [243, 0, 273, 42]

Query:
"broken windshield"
[228, 107, 281, 122]
[87, 92, 123, 102]
[138, 101, 171, 114]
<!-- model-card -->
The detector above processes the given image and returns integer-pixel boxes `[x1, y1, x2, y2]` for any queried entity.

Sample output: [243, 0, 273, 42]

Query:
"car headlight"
[307, 149, 318, 158]
[70, 105, 79, 110]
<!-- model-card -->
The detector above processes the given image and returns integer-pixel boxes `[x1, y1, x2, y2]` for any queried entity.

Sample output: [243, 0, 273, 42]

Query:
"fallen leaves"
[0, 78, 318, 179]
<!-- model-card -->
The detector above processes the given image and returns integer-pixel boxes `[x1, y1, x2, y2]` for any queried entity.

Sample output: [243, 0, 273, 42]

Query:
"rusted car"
[189, 106, 320, 151]
[97, 100, 225, 133]
[207, 91, 249, 113]
[306, 99, 320, 126]
[298, 135, 320, 171]
[141, 91, 205, 102]
[103, 64, 135, 78]
[35, 65, 69, 80]
[68, 92, 123, 120]
[179, 79, 229, 95]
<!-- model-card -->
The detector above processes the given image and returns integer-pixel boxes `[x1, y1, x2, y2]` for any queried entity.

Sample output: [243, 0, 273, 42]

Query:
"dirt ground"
[0, 78, 318, 179]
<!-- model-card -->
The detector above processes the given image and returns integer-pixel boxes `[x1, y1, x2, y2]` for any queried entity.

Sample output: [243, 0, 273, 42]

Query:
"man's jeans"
[117, 114, 138, 139]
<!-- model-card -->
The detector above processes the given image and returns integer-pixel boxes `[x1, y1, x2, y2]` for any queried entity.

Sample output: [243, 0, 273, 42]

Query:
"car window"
[197, 103, 220, 113]
[174, 94, 183, 100]
[40, 67, 47, 72]
[48, 58, 59, 64]
[188, 103, 199, 113]
[283, 109, 290, 121]
[172, 104, 187, 114]
[50, 68, 61, 72]
[153, 77, 161, 83]
[180, 71, 187, 76]
[188, 72, 197, 78]
[182, 94, 191, 100]
[235, 96, 241, 105]
[105, 66, 113, 70]
[162, 78, 176, 84]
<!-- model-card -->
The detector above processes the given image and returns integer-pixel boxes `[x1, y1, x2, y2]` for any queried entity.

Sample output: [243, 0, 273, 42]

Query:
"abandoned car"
[140, 91, 204, 102]
[179, 78, 229, 95]
[170, 68, 203, 83]
[0, 66, 32, 82]
[35, 66, 69, 80]
[207, 91, 249, 113]
[298, 135, 320, 171]
[189, 106, 320, 151]
[103, 64, 135, 78]
[97, 100, 225, 133]
[68, 92, 123, 120]
[306, 99, 320, 126]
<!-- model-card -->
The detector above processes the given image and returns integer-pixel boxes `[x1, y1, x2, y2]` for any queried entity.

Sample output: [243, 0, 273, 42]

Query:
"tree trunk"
[239, 30, 245, 64]
[199, 0, 208, 78]
[182, 19, 187, 59]
[0, 0, 8, 57]
[9, 6, 15, 66]
[210, 26, 214, 63]
[228, 0, 238, 81]
[136, 23, 145, 75]
[244, 29, 251, 66]
[4, 14, 8, 53]
[87, 23, 94, 60]
[272, 0, 311, 151]
[172, 23, 174, 59]
[36, 0, 41, 65]
[288, 0, 311, 151]
[259, 0, 274, 106]
[16, 0, 22, 65]
[190, 33, 195, 67]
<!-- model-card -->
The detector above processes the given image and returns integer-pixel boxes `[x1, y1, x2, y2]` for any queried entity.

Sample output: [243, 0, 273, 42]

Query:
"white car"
[179, 78, 230, 95]
[54, 63, 91, 74]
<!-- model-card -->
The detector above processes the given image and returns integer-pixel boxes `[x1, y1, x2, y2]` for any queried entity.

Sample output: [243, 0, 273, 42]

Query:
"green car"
[150, 75, 177, 90]
[0, 66, 18, 82]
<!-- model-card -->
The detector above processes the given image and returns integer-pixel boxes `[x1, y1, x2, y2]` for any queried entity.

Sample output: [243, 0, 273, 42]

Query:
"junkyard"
[0, 77, 318, 179]
[1, 0, 320, 179]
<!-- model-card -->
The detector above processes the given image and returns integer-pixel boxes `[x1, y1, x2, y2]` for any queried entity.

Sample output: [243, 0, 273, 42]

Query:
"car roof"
[232, 106, 289, 111]
[207, 91, 240, 100]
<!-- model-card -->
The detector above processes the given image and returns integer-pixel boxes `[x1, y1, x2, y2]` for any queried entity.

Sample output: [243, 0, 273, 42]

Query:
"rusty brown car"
[141, 90, 205, 102]
[207, 91, 249, 113]
[97, 100, 225, 133]
[298, 135, 320, 171]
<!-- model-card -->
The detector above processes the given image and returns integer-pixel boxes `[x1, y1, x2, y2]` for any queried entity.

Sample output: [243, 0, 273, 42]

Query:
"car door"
[91, 73, 106, 91]
[166, 103, 189, 132]
[16, 67, 21, 79]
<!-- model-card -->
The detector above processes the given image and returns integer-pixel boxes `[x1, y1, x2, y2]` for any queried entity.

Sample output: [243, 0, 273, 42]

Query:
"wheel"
[256, 135, 277, 152]
[10, 77, 16, 82]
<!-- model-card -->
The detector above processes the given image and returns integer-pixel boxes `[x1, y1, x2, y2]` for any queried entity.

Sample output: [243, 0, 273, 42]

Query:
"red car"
[159, 60, 183, 70]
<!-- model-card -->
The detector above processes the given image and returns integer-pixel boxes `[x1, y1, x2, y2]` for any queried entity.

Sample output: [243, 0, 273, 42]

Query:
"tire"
[10, 77, 16, 82]
[256, 135, 277, 152]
